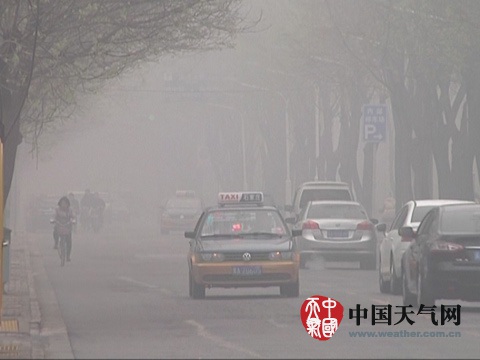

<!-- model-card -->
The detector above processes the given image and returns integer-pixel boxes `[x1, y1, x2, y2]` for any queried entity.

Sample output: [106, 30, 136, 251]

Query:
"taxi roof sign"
[218, 192, 264, 206]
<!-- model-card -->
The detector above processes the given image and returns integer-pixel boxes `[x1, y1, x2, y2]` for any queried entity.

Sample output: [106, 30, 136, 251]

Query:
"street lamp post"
[280, 93, 292, 206]
[241, 113, 247, 191]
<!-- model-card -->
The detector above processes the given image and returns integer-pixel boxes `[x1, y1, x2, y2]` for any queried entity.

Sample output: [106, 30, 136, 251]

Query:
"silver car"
[287, 201, 378, 270]
[378, 199, 474, 295]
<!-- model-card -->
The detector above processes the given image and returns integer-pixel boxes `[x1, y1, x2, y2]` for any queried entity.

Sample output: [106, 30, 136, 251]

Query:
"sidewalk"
[0, 231, 74, 359]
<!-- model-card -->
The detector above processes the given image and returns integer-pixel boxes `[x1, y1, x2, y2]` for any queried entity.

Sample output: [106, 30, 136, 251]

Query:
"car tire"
[390, 257, 402, 295]
[190, 271, 205, 299]
[417, 271, 435, 307]
[280, 279, 300, 298]
[402, 270, 417, 307]
[378, 256, 390, 293]
[360, 254, 376, 270]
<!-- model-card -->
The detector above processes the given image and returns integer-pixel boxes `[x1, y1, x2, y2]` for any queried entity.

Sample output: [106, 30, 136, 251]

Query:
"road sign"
[362, 104, 387, 142]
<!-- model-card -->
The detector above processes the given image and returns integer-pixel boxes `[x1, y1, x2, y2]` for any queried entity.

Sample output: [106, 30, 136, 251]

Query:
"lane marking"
[186, 319, 263, 358]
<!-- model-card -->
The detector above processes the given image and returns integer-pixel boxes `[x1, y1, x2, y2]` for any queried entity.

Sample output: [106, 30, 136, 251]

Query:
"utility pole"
[0, 125, 4, 322]
[314, 84, 320, 181]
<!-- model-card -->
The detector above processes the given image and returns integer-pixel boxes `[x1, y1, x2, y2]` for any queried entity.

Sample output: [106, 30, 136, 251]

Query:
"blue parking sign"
[363, 104, 387, 142]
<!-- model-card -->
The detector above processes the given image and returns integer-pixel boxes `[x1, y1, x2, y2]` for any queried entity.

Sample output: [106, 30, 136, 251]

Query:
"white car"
[288, 200, 378, 270]
[378, 199, 474, 294]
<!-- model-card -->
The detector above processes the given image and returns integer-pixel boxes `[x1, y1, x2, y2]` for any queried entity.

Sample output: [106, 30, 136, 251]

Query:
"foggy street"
[33, 218, 480, 359]
[3, 2, 480, 359]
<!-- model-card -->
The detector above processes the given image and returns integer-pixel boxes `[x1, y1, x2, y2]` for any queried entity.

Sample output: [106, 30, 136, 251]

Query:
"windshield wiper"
[200, 234, 239, 239]
[237, 232, 284, 238]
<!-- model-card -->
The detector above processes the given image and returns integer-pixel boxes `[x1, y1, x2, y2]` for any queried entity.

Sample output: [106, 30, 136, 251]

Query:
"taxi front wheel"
[189, 271, 205, 299]
[280, 279, 299, 298]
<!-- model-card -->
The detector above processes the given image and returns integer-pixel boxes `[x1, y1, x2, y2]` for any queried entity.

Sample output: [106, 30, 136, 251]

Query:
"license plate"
[327, 230, 349, 238]
[232, 266, 262, 276]
[474, 250, 480, 262]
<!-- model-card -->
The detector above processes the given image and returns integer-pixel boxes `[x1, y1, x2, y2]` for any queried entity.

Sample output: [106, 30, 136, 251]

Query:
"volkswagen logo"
[242, 252, 252, 262]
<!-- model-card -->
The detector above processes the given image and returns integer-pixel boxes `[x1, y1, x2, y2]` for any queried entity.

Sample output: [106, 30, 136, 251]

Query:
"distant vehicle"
[401, 203, 480, 306]
[160, 190, 204, 235]
[287, 200, 378, 270]
[285, 181, 354, 221]
[185, 191, 301, 299]
[26, 194, 59, 232]
[378, 199, 474, 295]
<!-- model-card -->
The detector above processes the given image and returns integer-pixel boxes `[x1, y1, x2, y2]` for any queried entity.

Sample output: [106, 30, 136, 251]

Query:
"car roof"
[299, 181, 349, 188]
[205, 205, 279, 212]
[308, 200, 361, 206]
[440, 203, 480, 212]
[411, 199, 475, 207]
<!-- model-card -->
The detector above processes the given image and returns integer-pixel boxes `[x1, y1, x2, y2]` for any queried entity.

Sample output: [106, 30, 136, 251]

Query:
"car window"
[390, 206, 407, 231]
[411, 205, 435, 223]
[299, 189, 352, 209]
[166, 198, 202, 210]
[440, 207, 480, 234]
[307, 203, 367, 219]
[416, 211, 435, 237]
[429, 212, 439, 235]
[200, 209, 287, 237]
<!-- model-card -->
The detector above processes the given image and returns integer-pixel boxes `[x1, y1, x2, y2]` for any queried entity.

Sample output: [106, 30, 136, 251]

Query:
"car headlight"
[200, 252, 225, 262]
[268, 251, 293, 261]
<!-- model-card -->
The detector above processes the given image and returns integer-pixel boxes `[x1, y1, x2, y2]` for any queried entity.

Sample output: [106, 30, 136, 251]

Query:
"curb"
[27, 233, 74, 359]
[24, 231, 45, 359]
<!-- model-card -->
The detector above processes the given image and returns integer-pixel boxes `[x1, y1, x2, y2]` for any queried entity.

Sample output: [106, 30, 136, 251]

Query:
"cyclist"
[80, 189, 95, 231]
[68, 192, 80, 233]
[53, 196, 75, 261]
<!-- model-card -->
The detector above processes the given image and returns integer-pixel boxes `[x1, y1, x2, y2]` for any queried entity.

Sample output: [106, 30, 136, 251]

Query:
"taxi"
[185, 192, 302, 299]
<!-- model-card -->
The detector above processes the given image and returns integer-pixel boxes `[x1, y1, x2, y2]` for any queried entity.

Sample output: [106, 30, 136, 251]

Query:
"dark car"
[402, 203, 480, 306]
[160, 190, 204, 234]
[185, 191, 301, 299]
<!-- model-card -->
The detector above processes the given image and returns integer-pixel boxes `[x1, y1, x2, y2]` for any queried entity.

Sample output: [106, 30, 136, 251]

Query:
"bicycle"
[51, 219, 75, 266]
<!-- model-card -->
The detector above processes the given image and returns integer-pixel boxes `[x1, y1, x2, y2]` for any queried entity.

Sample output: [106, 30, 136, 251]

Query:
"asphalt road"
[36, 218, 480, 359]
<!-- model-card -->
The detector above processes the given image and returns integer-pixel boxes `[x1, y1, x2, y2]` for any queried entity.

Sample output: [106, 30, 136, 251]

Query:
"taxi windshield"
[200, 209, 287, 237]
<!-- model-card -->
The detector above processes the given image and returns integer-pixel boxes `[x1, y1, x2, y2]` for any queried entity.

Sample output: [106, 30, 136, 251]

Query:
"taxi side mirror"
[184, 231, 195, 239]
[291, 229, 302, 237]
[285, 217, 296, 225]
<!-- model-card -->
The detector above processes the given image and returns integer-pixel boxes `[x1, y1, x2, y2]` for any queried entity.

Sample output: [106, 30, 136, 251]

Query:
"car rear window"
[167, 198, 202, 209]
[307, 204, 367, 220]
[440, 207, 480, 234]
[411, 206, 435, 223]
[299, 189, 352, 209]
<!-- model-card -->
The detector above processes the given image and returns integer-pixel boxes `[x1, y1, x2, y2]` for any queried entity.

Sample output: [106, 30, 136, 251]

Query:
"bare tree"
[0, 0, 253, 203]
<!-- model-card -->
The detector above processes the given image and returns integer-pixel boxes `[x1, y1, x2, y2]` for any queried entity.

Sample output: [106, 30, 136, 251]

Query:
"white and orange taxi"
[185, 192, 302, 299]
